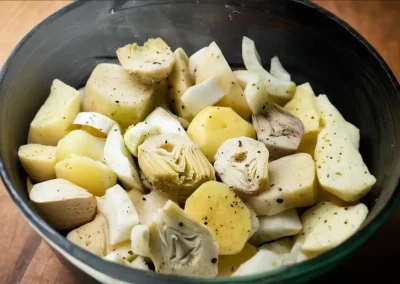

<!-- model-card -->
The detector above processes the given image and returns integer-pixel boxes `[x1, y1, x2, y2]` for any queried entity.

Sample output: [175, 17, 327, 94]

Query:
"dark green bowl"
[1, 0, 399, 283]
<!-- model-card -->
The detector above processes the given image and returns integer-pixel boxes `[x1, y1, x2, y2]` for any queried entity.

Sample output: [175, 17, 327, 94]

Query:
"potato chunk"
[28, 79, 80, 145]
[294, 202, 368, 257]
[315, 95, 376, 201]
[66, 214, 108, 257]
[55, 156, 117, 196]
[56, 130, 105, 162]
[30, 179, 97, 230]
[196, 42, 252, 120]
[218, 243, 257, 276]
[82, 63, 153, 129]
[187, 106, 256, 162]
[185, 181, 251, 255]
[18, 144, 56, 182]
[248, 153, 317, 216]
[284, 83, 321, 156]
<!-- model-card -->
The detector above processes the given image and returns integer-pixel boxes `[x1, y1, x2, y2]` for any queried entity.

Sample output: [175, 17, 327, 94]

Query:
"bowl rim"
[1, 0, 400, 282]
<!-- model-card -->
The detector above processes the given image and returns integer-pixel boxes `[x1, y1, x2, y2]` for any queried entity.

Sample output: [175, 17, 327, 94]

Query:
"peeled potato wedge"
[315, 95, 376, 202]
[284, 83, 321, 156]
[187, 106, 256, 162]
[218, 243, 257, 276]
[128, 189, 170, 225]
[55, 156, 117, 196]
[196, 42, 252, 120]
[117, 38, 175, 84]
[30, 179, 97, 230]
[249, 209, 302, 246]
[167, 48, 194, 121]
[104, 124, 143, 192]
[18, 144, 57, 182]
[296, 202, 368, 257]
[185, 181, 251, 255]
[248, 153, 317, 216]
[98, 184, 140, 245]
[28, 79, 80, 145]
[66, 214, 108, 257]
[82, 63, 154, 129]
[72, 112, 116, 137]
[56, 130, 106, 162]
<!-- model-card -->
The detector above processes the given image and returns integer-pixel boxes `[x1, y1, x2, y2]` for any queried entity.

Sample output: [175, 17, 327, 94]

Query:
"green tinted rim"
[1, 0, 400, 283]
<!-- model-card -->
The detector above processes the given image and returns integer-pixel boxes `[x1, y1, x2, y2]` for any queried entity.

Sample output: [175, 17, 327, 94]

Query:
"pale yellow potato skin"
[56, 130, 106, 162]
[18, 144, 57, 182]
[185, 181, 251, 255]
[196, 42, 252, 120]
[187, 106, 256, 162]
[218, 243, 257, 276]
[66, 214, 108, 257]
[82, 63, 154, 129]
[28, 79, 80, 145]
[55, 156, 117, 196]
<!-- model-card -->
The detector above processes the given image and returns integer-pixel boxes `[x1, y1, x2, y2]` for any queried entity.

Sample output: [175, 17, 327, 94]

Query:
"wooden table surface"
[0, 1, 399, 283]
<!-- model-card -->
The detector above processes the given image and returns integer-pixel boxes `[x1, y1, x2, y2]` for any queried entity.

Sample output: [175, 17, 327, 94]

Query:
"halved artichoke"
[138, 134, 215, 202]
[252, 104, 304, 159]
[214, 137, 269, 198]
[148, 201, 218, 276]
[117, 38, 175, 84]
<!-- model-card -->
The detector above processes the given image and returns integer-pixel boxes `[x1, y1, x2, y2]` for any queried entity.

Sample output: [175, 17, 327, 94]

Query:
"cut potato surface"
[28, 79, 80, 145]
[124, 122, 160, 157]
[234, 70, 269, 114]
[30, 179, 97, 230]
[242, 37, 296, 102]
[82, 63, 153, 129]
[261, 237, 293, 255]
[345, 121, 360, 150]
[218, 243, 257, 276]
[296, 202, 368, 257]
[196, 42, 252, 120]
[56, 130, 106, 162]
[315, 95, 376, 201]
[55, 156, 117, 197]
[117, 38, 175, 84]
[248, 153, 317, 216]
[72, 112, 116, 137]
[185, 181, 251, 255]
[232, 249, 283, 276]
[98, 184, 140, 245]
[167, 48, 194, 121]
[246, 203, 260, 239]
[18, 144, 56, 182]
[128, 189, 170, 225]
[144, 107, 187, 137]
[249, 209, 302, 246]
[104, 124, 143, 192]
[66, 214, 108, 257]
[181, 76, 225, 116]
[284, 83, 321, 157]
[188, 47, 208, 80]
[187, 106, 256, 162]
[27, 178, 34, 193]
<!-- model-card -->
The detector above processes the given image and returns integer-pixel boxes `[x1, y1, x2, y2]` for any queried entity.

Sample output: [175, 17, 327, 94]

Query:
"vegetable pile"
[19, 36, 376, 277]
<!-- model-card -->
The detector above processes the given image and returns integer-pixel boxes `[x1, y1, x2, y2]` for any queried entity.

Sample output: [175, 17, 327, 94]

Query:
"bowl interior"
[1, 0, 399, 283]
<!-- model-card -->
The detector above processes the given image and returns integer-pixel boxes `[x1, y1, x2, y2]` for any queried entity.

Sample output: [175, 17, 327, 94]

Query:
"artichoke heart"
[148, 201, 219, 276]
[252, 104, 304, 159]
[116, 38, 175, 84]
[138, 134, 215, 202]
[214, 137, 269, 197]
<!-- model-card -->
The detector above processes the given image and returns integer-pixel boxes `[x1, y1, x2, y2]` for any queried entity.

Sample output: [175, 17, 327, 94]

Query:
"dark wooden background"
[0, 1, 399, 283]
